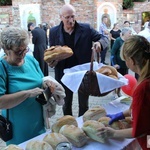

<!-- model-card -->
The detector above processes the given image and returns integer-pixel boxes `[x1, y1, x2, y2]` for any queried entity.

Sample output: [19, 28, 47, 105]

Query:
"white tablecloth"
[19, 98, 141, 150]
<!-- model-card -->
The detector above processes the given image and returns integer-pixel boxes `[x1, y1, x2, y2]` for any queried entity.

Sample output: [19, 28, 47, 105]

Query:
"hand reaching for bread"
[48, 60, 58, 68]
[96, 126, 116, 139]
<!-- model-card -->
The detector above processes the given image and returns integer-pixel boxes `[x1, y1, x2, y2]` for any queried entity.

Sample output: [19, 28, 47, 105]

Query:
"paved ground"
[0, 51, 134, 149]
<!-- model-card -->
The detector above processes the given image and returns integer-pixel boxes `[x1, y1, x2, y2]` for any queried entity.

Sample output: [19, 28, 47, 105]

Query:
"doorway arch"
[97, 2, 117, 31]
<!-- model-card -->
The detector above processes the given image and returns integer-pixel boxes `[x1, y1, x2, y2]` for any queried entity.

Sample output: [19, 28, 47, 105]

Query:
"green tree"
[123, 0, 134, 9]
[0, 0, 12, 6]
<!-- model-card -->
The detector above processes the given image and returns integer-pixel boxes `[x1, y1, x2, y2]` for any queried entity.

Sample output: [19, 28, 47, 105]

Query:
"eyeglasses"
[12, 46, 30, 56]
[62, 15, 75, 20]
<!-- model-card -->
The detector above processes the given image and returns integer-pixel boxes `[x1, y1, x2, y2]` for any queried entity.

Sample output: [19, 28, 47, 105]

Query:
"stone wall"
[0, 0, 150, 33]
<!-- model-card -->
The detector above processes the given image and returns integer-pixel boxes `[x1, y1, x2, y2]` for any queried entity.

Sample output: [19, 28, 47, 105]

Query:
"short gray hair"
[1, 27, 29, 50]
[121, 27, 132, 36]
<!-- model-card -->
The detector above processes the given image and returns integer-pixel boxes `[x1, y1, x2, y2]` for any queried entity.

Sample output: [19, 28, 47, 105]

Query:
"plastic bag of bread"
[26, 140, 53, 150]
[44, 46, 73, 63]
[82, 120, 106, 143]
[59, 124, 88, 147]
[43, 133, 70, 149]
[51, 115, 78, 133]
[4, 144, 23, 150]
[83, 106, 106, 122]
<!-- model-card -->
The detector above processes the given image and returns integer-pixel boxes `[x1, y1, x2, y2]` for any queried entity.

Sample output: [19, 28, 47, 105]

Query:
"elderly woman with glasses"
[0, 27, 48, 145]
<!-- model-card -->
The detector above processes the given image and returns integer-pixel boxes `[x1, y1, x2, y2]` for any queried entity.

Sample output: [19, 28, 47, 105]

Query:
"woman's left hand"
[97, 127, 116, 139]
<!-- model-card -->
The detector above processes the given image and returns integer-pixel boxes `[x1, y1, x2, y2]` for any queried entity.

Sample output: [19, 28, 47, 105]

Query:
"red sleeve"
[132, 79, 150, 137]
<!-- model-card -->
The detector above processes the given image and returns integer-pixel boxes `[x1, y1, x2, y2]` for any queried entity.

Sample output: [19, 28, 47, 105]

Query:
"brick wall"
[0, 0, 150, 33]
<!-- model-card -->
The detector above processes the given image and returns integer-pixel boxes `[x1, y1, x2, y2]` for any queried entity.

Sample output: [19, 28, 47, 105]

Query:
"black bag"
[0, 113, 13, 142]
[0, 61, 13, 141]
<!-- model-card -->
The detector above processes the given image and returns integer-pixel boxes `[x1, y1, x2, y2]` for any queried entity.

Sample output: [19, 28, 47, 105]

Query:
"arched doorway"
[97, 2, 117, 31]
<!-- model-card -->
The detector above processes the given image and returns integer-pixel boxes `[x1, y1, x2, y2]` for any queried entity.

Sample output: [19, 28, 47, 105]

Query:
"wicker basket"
[79, 51, 111, 97]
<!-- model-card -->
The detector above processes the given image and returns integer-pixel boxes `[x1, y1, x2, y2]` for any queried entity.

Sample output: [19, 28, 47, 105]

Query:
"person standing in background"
[49, 4, 109, 116]
[28, 23, 48, 76]
[111, 27, 132, 97]
[123, 21, 138, 80]
[138, 21, 150, 42]
[99, 16, 110, 65]
[110, 23, 121, 49]
[123, 21, 137, 35]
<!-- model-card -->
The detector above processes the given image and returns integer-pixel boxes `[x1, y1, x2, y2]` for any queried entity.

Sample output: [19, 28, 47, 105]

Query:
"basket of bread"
[78, 51, 119, 96]
[44, 45, 73, 63]
[61, 51, 128, 96]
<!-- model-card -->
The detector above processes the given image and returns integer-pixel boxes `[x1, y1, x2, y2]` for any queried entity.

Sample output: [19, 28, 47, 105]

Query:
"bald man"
[49, 4, 109, 116]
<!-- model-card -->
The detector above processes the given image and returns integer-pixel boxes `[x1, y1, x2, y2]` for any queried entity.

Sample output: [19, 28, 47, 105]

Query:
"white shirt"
[138, 28, 150, 42]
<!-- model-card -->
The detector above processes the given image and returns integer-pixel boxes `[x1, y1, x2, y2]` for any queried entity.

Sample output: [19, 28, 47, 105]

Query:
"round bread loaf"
[43, 133, 69, 149]
[98, 116, 121, 130]
[26, 140, 53, 150]
[119, 117, 132, 129]
[96, 65, 118, 79]
[96, 67, 112, 76]
[83, 106, 106, 122]
[82, 120, 105, 143]
[44, 45, 73, 63]
[51, 115, 78, 133]
[4, 144, 23, 150]
[59, 124, 88, 147]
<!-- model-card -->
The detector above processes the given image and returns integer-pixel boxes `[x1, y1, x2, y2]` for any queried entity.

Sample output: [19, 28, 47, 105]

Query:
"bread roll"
[96, 65, 118, 79]
[59, 125, 88, 147]
[119, 117, 132, 129]
[98, 116, 121, 130]
[43, 133, 69, 149]
[108, 74, 118, 79]
[82, 120, 105, 143]
[51, 115, 78, 133]
[83, 106, 106, 122]
[25, 140, 53, 150]
[44, 46, 73, 63]
[4, 144, 23, 150]
[96, 67, 112, 76]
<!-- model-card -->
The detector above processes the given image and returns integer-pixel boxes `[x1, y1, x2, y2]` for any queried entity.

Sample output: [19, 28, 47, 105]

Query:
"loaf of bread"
[96, 65, 118, 79]
[82, 120, 106, 143]
[25, 140, 53, 150]
[119, 117, 132, 129]
[98, 116, 122, 130]
[4, 144, 23, 150]
[98, 116, 132, 130]
[44, 46, 73, 63]
[59, 124, 88, 147]
[43, 133, 69, 149]
[51, 115, 78, 133]
[83, 106, 106, 122]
